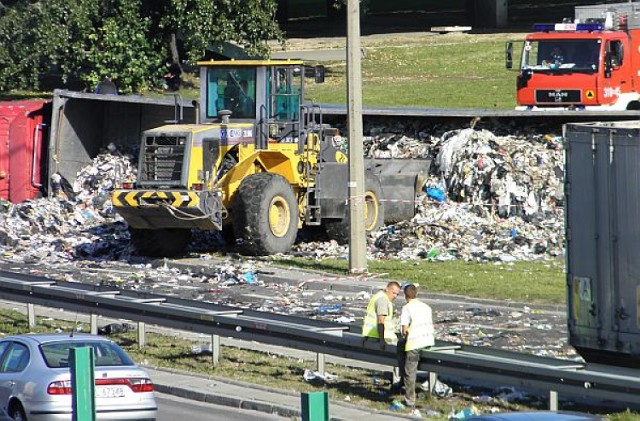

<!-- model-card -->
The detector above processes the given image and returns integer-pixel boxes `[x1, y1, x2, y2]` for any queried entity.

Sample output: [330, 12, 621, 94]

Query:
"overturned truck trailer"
[47, 90, 196, 196]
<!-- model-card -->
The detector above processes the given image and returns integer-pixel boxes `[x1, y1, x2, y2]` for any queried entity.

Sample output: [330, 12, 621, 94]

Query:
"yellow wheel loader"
[112, 59, 429, 256]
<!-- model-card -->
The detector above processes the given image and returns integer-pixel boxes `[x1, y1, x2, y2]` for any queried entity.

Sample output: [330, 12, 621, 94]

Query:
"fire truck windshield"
[521, 39, 600, 73]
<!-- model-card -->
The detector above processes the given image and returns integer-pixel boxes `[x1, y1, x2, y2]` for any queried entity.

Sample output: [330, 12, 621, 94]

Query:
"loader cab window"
[270, 67, 300, 122]
[521, 39, 600, 73]
[205, 67, 256, 119]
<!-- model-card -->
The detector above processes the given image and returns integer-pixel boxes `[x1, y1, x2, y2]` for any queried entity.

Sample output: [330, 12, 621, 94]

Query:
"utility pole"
[346, 0, 367, 274]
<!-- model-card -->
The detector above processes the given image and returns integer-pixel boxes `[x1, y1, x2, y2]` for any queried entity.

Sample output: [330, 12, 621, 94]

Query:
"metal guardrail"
[0, 270, 638, 408]
[316, 103, 640, 120]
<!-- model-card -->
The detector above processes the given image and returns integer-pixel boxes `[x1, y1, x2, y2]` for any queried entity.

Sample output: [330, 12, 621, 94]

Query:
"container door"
[9, 103, 46, 203]
[567, 123, 640, 357]
[607, 130, 640, 336]
[565, 126, 603, 334]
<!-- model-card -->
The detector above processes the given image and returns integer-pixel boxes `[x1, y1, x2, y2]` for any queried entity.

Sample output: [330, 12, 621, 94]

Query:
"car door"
[602, 38, 629, 104]
[0, 342, 29, 409]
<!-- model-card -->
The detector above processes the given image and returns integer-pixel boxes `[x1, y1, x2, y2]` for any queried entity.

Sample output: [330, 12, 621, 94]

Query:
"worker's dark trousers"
[394, 338, 406, 385]
[403, 348, 421, 406]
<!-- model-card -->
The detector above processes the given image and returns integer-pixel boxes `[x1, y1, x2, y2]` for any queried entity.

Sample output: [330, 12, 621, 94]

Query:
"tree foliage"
[0, 0, 283, 93]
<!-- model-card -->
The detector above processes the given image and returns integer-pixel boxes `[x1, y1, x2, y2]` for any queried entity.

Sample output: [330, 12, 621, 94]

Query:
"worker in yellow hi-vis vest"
[362, 281, 402, 388]
[400, 283, 435, 408]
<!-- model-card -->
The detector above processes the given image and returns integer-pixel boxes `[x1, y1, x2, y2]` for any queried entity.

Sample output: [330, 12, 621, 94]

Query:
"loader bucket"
[365, 158, 431, 224]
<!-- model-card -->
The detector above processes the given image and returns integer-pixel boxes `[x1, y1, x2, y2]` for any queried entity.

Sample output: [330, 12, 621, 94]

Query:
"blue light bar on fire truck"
[533, 23, 604, 32]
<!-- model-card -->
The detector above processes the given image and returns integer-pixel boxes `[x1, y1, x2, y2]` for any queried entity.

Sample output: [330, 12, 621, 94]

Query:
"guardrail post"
[90, 314, 97, 335]
[27, 303, 35, 328]
[317, 352, 325, 375]
[212, 334, 220, 365]
[549, 390, 558, 410]
[301, 391, 329, 421]
[70, 346, 96, 421]
[138, 322, 146, 349]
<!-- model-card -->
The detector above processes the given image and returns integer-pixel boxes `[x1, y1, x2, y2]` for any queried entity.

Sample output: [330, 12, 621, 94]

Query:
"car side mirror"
[506, 42, 513, 69]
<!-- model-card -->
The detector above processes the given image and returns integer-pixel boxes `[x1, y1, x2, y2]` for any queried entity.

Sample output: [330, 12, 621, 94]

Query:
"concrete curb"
[153, 383, 301, 419]
[148, 366, 417, 420]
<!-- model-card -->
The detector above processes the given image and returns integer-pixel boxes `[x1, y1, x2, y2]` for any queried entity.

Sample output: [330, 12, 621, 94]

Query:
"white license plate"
[95, 386, 126, 398]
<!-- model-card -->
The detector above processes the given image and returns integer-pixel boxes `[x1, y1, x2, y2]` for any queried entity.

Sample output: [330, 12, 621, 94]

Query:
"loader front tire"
[325, 173, 384, 244]
[233, 173, 299, 255]
[130, 228, 192, 257]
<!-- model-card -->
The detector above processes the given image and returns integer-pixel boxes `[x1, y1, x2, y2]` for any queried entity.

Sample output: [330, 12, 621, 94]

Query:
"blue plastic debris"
[316, 304, 343, 314]
[242, 272, 257, 284]
[389, 400, 406, 411]
[448, 406, 479, 419]
[426, 187, 446, 202]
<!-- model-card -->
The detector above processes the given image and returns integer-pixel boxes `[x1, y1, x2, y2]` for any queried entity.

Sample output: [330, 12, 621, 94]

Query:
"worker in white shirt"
[400, 283, 435, 408]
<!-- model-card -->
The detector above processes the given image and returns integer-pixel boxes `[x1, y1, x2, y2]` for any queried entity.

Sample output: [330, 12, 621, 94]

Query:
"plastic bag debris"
[315, 304, 343, 314]
[242, 271, 257, 284]
[495, 386, 529, 402]
[448, 405, 479, 420]
[98, 323, 131, 335]
[420, 379, 453, 397]
[303, 369, 338, 383]
[426, 187, 446, 202]
[409, 408, 422, 418]
[389, 399, 406, 411]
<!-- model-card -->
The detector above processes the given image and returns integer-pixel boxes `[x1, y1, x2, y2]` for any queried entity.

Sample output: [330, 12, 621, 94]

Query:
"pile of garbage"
[294, 127, 565, 262]
[0, 127, 565, 264]
[0, 150, 136, 264]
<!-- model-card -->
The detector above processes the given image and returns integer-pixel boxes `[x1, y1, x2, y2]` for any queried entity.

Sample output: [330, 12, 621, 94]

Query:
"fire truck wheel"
[325, 173, 385, 244]
[233, 173, 299, 255]
[130, 228, 192, 257]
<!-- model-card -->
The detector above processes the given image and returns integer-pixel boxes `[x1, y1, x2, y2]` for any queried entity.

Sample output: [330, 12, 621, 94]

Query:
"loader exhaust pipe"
[218, 109, 232, 124]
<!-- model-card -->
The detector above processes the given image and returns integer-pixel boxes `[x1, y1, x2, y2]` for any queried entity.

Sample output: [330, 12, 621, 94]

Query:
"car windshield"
[40, 340, 135, 368]
[521, 39, 600, 73]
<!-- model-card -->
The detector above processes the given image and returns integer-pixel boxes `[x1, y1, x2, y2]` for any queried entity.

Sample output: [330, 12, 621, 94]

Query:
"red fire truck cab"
[507, 3, 640, 111]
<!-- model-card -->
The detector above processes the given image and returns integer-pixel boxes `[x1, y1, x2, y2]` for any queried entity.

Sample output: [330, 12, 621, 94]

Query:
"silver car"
[0, 334, 157, 420]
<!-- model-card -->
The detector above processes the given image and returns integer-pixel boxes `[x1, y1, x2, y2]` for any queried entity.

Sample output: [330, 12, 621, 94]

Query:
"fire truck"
[507, 2, 640, 110]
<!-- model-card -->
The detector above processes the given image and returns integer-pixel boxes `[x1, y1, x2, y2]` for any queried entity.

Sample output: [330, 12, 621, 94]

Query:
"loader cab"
[198, 60, 304, 145]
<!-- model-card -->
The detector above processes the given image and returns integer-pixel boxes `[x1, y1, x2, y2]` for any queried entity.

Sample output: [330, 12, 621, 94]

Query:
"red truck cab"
[509, 6, 640, 111]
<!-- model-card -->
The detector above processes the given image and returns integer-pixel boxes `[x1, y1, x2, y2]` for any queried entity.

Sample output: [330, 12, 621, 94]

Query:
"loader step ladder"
[304, 187, 321, 226]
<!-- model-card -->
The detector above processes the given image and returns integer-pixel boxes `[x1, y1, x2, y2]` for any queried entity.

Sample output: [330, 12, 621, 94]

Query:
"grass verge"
[150, 33, 524, 109]
[266, 257, 566, 305]
[302, 32, 524, 109]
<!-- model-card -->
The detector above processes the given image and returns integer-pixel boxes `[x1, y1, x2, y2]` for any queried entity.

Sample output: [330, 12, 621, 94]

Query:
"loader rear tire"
[325, 173, 384, 244]
[130, 228, 192, 257]
[233, 173, 299, 255]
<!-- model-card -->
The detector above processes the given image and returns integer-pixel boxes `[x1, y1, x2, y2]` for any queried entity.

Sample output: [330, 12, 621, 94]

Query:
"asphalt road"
[0, 257, 574, 361]
[156, 393, 286, 421]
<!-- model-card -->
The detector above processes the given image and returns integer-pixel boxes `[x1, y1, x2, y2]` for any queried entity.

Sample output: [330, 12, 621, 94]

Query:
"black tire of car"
[325, 173, 385, 244]
[232, 173, 298, 256]
[10, 405, 26, 421]
[130, 228, 192, 257]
